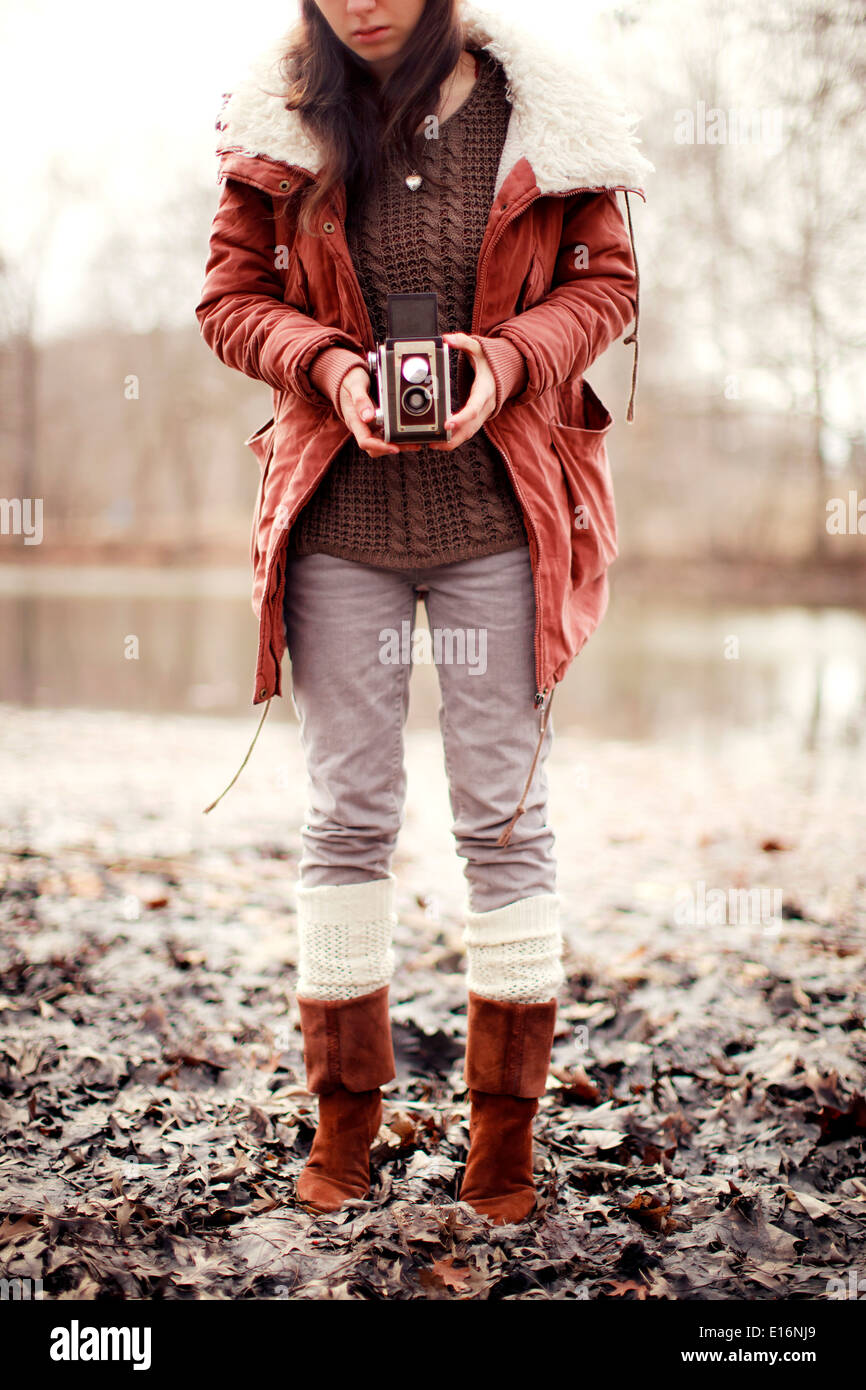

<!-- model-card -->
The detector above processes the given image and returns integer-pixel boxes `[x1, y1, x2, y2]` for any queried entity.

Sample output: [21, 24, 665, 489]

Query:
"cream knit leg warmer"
[294, 873, 397, 1001]
[463, 893, 565, 1003]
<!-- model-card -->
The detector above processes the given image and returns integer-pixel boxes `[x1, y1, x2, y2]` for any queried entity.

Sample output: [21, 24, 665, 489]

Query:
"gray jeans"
[282, 545, 556, 913]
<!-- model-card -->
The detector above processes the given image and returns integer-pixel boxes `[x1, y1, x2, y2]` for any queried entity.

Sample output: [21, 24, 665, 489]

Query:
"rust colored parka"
[195, 0, 653, 825]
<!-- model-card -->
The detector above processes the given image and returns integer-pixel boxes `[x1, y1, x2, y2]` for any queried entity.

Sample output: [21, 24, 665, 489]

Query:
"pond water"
[1, 565, 865, 751]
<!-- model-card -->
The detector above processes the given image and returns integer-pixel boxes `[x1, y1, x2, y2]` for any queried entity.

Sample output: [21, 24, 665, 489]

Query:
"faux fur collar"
[215, 0, 654, 198]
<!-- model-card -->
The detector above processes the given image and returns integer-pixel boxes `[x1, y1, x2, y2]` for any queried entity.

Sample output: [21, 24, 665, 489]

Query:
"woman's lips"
[353, 25, 391, 42]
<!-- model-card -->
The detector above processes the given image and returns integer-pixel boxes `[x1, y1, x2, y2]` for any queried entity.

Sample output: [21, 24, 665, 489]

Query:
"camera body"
[366, 292, 453, 443]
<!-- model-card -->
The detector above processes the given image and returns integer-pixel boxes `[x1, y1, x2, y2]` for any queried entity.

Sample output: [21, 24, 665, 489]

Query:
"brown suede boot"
[295, 984, 396, 1214]
[457, 990, 557, 1225]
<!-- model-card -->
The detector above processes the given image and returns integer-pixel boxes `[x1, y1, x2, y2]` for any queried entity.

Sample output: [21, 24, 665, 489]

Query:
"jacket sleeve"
[308, 345, 371, 418]
[195, 177, 368, 405]
[473, 337, 529, 416]
[471, 190, 636, 407]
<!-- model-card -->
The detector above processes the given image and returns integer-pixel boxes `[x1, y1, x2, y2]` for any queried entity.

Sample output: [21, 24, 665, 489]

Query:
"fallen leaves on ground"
[0, 711, 864, 1300]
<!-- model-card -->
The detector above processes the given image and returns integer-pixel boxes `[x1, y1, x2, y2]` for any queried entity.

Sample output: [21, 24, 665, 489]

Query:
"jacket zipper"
[265, 199, 377, 547]
[260, 423, 355, 667]
[252, 186, 376, 703]
[471, 181, 643, 710]
[331, 188, 377, 355]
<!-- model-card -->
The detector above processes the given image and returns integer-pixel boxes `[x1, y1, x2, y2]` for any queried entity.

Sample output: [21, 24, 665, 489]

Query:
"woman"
[196, 0, 652, 1225]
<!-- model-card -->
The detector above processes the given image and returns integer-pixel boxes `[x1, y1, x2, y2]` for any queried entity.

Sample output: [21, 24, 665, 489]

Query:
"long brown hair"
[279, 0, 466, 235]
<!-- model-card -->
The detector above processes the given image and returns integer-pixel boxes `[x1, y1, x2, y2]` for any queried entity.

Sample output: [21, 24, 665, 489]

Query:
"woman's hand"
[338, 365, 422, 457]
[428, 332, 496, 450]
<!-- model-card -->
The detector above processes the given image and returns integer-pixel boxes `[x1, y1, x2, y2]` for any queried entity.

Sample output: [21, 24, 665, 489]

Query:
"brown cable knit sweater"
[289, 49, 529, 569]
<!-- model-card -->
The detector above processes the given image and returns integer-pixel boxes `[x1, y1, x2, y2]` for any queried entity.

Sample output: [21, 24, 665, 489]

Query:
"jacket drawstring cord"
[497, 684, 557, 848]
[622, 189, 641, 424]
[203, 696, 272, 814]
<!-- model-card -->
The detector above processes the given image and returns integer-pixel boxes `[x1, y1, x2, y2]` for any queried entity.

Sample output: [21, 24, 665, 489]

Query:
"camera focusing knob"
[401, 355, 430, 384]
[366, 350, 384, 424]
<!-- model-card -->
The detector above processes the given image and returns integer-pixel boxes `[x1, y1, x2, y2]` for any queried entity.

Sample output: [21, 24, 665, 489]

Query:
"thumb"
[346, 383, 375, 422]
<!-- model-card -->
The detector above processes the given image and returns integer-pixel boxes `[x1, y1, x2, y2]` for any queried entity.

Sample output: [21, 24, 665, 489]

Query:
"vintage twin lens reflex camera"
[366, 292, 453, 443]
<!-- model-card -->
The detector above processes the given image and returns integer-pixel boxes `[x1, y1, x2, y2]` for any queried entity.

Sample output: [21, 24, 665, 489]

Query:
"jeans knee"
[300, 811, 402, 881]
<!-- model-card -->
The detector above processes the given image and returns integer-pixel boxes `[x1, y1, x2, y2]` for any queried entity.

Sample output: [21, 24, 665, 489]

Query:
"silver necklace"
[404, 52, 478, 191]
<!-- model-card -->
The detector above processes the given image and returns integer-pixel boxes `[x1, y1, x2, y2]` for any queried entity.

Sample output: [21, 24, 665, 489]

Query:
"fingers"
[428, 403, 471, 449]
[343, 385, 397, 456]
[442, 330, 480, 355]
[429, 420, 477, 449]
[429, 331, 492, 449]
[347, 406, 403, 456]
[428, 387, 484, 451]
[341, 373, 420, 455]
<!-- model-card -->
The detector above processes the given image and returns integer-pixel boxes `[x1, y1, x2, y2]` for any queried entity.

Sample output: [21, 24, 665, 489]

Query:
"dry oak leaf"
[623, 1192, 678, 1234]
[420, 1257, 476, 1293]
[601, 1277, 649, 1299]
[551, 1064, 601, 1104]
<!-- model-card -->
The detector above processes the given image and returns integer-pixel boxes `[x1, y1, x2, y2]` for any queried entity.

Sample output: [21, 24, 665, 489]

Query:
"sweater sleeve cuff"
[470, 335, 529, 415]
[308, 346, 370, 415]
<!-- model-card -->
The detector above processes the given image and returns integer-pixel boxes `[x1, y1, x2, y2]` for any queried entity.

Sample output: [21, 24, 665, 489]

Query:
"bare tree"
[749, 0, 866, 554]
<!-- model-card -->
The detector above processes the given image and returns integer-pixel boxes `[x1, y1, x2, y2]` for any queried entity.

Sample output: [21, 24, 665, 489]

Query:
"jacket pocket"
[246, 418, 276, 571]
[516, 250, 545, 312]
[245, 416, 276, 469]
[548, 380, 618, 587]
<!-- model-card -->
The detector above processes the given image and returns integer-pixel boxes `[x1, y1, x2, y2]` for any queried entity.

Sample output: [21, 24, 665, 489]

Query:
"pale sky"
[0, 0, 615, 338]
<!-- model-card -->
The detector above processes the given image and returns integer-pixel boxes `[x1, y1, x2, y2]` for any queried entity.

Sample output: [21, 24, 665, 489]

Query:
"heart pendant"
[405, 173, 422, 191]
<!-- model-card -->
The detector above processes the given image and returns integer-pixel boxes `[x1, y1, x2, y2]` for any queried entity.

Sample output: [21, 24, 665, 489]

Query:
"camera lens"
[402, 385, 431, 415]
